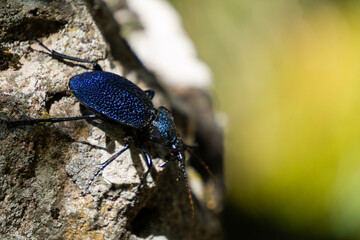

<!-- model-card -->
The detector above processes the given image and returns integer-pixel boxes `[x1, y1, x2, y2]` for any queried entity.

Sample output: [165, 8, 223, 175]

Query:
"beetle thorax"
[149, 106, 179, 146]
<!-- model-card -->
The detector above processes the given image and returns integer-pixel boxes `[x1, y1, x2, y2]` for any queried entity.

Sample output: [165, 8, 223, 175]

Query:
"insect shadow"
[6, 37, 195, 213]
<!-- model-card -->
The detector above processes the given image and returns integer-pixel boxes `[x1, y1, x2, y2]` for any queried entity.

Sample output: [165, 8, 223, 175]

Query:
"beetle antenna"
[184, 145, 216, 182]
[178, 153, 195, 218]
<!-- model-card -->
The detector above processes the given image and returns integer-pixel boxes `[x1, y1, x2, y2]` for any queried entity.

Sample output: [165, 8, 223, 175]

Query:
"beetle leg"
[159, 159, 169, 168]
[140, 148, 153, 186]
[6, 114, 98, 127]
[144, 90, 155, 100]
[83, 137, 132, 194]
[33, 38, 103, 71]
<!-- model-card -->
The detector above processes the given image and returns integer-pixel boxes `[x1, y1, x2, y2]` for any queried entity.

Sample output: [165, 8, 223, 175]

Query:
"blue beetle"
[7, 38, 193, 210]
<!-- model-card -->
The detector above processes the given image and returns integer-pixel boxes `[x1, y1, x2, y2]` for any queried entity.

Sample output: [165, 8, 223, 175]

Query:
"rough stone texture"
[0, 0, 223, 239]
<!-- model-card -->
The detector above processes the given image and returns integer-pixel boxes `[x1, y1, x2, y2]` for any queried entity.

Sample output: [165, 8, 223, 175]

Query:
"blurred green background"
[169, 0, 360, 239]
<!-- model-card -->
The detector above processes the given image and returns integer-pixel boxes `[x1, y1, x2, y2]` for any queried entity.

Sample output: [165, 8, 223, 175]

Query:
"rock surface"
[0, 0, 223, 239]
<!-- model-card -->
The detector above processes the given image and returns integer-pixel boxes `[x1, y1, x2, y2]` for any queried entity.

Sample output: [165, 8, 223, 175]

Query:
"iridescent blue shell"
[69, 71, 155, 128]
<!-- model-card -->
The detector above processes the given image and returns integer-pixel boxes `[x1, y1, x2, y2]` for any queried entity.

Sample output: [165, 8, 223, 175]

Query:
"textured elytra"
[69, 71, 156, 128]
